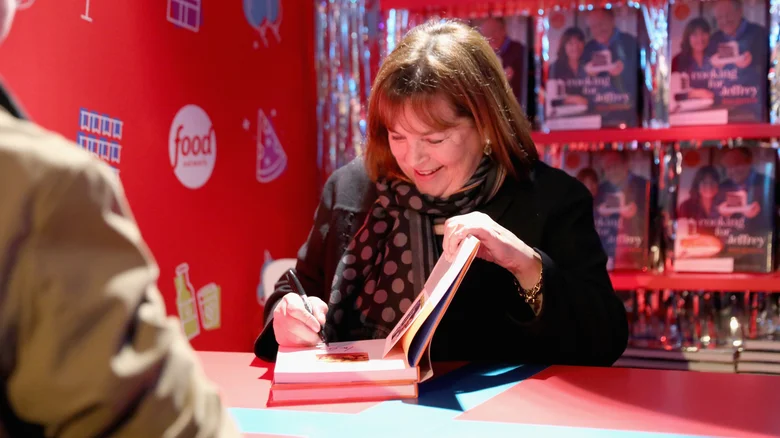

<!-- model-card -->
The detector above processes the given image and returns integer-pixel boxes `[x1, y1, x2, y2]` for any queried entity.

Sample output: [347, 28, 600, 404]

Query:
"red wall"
[0, 1, 319, 352]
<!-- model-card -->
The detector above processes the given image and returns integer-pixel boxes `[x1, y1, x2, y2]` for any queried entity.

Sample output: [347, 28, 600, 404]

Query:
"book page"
[382, 236, 480, 362]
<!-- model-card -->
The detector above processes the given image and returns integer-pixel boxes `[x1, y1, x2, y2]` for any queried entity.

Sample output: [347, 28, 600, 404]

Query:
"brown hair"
[364, 19, 538, 182]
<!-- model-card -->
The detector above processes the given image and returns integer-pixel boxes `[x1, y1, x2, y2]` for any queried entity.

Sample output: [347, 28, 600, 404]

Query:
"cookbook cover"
[543, 6, 639, 130]
[669, 0, 768, 125]
[561, 149, 652, 270]
[674, 146, 775, 272]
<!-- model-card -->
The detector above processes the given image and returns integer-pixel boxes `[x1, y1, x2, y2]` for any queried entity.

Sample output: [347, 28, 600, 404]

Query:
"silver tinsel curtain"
[314, 1, 435, 185]
[316, 0, 376, 186]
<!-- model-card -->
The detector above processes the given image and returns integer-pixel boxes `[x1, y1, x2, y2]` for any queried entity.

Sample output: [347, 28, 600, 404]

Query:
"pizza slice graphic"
[256, 108, 287, 183]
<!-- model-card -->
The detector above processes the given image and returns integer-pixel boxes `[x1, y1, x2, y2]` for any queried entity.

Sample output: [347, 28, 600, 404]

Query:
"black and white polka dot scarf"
[324, 157, 506, 342]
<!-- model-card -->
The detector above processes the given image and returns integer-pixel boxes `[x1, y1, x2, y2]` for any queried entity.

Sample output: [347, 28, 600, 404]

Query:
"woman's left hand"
[736, 51, 752, 69]
[443, 212, 541, 289]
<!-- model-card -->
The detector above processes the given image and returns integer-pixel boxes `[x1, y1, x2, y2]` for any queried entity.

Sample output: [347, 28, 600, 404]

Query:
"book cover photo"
[543, 6, 639, 130]
[669, 0, 768, 126]
[674, 146, 776, 273]
[560, 148, 652, 270]
[473, 14, 532, 115]
[592, 149, 652, 271]
[776, 149, 780, 271]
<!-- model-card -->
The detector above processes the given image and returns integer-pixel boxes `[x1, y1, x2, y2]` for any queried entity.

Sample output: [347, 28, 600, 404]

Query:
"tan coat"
[0, 107, 241, 437]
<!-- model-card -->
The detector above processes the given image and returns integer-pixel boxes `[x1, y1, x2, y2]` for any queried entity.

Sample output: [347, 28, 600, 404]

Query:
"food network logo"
[243, 0, 282, 47]
[168, 104, 216, 189]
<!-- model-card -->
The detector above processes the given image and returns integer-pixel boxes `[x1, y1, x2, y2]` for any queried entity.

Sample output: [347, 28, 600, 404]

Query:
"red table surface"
[457, 365, 780, 438]
[198, 351, 780, 437]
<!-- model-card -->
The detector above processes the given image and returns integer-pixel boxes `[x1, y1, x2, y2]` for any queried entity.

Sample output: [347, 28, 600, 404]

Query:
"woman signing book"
[255, 19, 628, 366]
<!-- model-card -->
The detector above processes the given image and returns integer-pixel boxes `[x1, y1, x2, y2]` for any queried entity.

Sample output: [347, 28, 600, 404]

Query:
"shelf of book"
[531, 124, 780, 145]
[610, 271, 780, 292]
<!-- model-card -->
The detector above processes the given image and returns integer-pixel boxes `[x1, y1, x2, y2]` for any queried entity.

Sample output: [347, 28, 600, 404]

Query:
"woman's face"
[565, 37, 584, 61]
[689, 28, 709, 54]
[698, 174, 719, 200]
[388, 96, 483, 198]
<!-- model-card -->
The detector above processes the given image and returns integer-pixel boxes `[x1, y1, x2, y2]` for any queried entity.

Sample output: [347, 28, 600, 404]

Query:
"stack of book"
[736, 339, 780, 375]
[270, 338, 419, 406]
[614, 346, 736, 373]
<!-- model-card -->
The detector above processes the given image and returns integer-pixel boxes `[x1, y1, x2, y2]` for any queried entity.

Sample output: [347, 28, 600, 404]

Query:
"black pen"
[286, 269, 328, 346]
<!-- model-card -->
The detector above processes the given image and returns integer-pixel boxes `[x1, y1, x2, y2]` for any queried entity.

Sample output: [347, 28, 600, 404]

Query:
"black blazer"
[255, 157, 629, 366]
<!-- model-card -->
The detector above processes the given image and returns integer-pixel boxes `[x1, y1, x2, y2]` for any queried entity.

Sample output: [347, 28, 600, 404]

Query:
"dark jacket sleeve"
[513, 178, 629, 366]
[254, 158, 375, 361]
[253, 174, 336, 361]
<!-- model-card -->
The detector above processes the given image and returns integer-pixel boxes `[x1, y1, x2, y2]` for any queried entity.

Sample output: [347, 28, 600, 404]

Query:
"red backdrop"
[0, 0, 319, 352]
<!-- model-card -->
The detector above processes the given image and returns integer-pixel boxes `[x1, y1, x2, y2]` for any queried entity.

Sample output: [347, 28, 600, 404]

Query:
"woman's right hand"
[745, 201, 761, 219]
[273, 293, 328, 347]
[609, 60, 624, 77]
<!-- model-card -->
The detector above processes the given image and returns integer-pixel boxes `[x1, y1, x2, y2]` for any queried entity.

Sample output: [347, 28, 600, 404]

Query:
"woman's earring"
[483, 139, 493, 156]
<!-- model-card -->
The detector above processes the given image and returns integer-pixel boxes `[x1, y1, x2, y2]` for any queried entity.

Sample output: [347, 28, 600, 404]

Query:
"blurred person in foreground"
[0, 1, 240, 436]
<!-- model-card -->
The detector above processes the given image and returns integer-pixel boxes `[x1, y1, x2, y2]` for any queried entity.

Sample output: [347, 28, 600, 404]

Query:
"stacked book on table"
[267, 237, 480, 406]
[270, 338, 420, 405]
[736, 339, 780, 375]
[614, 345, 736, 373]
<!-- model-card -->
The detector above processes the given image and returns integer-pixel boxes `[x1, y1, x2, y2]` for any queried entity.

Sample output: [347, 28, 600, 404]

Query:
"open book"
[269, 236, 480, 406]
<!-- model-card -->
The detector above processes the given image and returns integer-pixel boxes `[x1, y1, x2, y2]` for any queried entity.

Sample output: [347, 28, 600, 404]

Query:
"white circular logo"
[169, 104, 216, 189]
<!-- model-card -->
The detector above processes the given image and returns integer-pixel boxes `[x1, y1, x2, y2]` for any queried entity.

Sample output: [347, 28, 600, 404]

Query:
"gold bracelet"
[514, 264, 543, 305]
